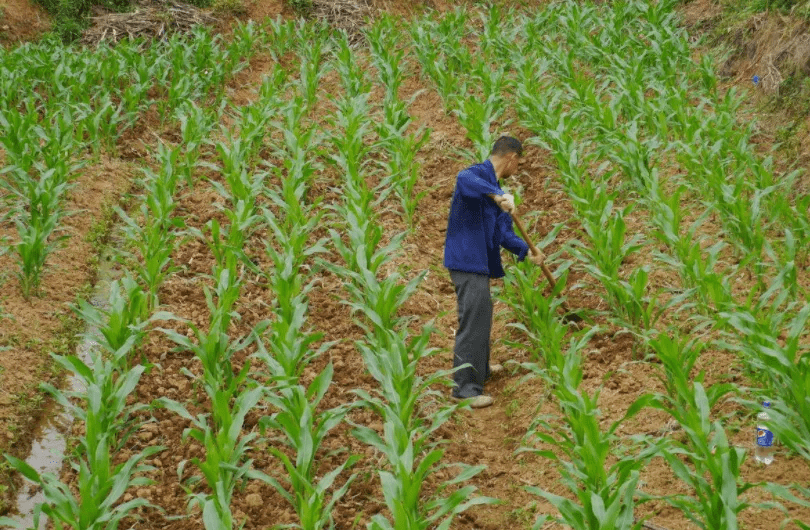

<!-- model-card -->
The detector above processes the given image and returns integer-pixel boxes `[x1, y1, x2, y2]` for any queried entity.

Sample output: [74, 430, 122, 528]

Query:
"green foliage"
[287, 0, 313, 15]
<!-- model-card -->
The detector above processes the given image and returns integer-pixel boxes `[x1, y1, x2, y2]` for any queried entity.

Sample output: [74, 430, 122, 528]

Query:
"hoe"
[511, 210, 584, 326]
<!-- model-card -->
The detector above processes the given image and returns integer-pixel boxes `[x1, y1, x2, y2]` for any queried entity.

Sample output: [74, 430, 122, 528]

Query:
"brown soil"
[2, 0, 810, 529]
[0, 0, 50, 44]
[0, 156, 138, 510]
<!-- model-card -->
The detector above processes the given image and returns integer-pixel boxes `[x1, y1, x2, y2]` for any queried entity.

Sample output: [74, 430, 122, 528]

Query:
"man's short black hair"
[491, 136, 523, 157]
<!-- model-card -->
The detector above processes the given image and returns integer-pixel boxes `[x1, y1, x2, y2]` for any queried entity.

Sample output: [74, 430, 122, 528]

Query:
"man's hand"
[529, 248, 546, 266]
[493, 193, 515, 214]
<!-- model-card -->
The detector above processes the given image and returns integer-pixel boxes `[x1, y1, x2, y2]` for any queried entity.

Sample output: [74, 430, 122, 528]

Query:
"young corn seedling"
[295, 28, 330, 109]
[263, 17, 298, 61]
[352, 327, 493, 530]
[521, 333, 657, 530]
[568, 202, 647, 327]
[72, 274, 153, 356]
[646, 333, 756, 530]
[499, 223, 582, 350]
[3, 333, 162, 529]
[719, 304, 810, 461]
[207, 132, 266, 210]
[116, 202, 180, 307]
[375, 125, 431, 229]
[3, 443, 162, 530]
[366, 16, 407, 103]
[175, 101, 220, 189]
[157, 268, 265, 529]
[333, 32, 372, 99]
[257, 364, 358, 530]
[5, 168, 71, 299]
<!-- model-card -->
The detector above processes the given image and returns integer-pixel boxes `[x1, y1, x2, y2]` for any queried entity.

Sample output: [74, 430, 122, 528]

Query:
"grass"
[84, 202, 117, 252]
[287, 0, 313, 15]
[508, 501, 538, 527]
[213, 0, 246, 15]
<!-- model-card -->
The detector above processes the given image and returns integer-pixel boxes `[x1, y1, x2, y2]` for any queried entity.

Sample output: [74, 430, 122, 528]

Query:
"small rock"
[245, 493, 262, 507]
[123, 493, 133, 503]
[139, 431, 154, 442]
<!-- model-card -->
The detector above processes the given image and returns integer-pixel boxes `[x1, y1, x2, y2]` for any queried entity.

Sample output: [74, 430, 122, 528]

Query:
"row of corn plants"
[409, 8, 508, 161]
[365, 18, 431, 229]
[253, 39, 359, 528]
[321, 36, 494, 528]
[148, 56, 286, 527]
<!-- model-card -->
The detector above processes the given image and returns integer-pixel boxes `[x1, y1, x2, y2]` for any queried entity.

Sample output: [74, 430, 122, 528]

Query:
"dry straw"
[82, 0, 217, 46]
[312, 0, 371, 43]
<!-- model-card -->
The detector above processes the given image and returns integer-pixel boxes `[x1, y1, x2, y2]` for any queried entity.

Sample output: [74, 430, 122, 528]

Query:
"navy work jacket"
[443, 160, 529, 278]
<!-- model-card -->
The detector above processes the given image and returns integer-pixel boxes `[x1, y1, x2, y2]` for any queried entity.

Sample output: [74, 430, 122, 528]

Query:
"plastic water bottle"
[755, 401, 774, 465]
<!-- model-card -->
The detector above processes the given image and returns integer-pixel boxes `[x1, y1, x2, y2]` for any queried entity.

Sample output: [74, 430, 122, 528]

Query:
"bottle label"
[757, 427, 774, 447]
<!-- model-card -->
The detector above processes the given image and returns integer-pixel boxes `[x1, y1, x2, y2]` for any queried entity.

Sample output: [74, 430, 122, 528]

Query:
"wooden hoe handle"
[510, 211, 575, 316]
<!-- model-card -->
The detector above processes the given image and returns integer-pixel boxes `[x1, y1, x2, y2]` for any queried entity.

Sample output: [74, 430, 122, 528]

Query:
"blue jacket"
[443, 160, 529, 278]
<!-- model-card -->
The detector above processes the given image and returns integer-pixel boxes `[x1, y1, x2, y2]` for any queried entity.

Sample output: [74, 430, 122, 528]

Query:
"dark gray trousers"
[450, 270, 492, 398]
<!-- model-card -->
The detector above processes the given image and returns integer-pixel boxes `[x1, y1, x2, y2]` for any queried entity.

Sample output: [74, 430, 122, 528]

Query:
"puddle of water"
[9, 252, 121, 529]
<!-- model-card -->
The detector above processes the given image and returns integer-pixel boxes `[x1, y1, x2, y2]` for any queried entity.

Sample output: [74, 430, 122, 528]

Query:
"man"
[443, 136, 544, 409]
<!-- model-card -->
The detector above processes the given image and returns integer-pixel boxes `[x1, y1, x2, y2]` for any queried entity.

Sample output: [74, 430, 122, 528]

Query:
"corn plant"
[374, 124, 430, 228]
[352, 326, 493, 530]
[2, 166, 72, 298]
[2, 330, 161, 529]
[500, 224, 577, 362]
[157, 267, 263, 529]
[72, 274, 153, 356]
[175, 101, 221, 189]
[85, 93, 137, 159]
[2, 445, 161, 530]
[295, 27, 331, 109]
[257, 364, 358, 530]
[333, 33, 372, 99]
[366, 16, 407, 103]
[115, 203, 180, 306]
[645, 333, 757, 530]
[263, 17, 298, 61]
[719, 304, 810, 462]
[521, 331, 657, 530]
[568, 202, 648, 328]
